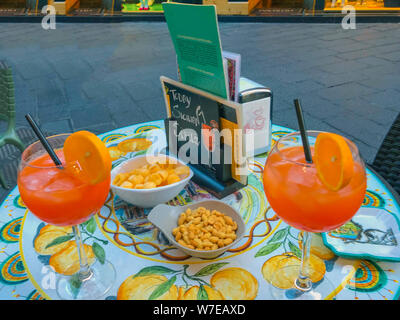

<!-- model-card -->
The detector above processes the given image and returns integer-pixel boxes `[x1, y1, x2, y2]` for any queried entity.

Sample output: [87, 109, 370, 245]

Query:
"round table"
[0, 120, 399, 300]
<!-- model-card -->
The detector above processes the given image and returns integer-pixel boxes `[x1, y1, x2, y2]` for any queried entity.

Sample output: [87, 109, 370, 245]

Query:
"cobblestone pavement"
[0, 22, 399, 195]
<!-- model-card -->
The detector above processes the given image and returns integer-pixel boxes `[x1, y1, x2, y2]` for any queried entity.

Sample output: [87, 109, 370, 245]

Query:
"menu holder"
[161, 76, 247, 199]
[164, 118, 244, 199]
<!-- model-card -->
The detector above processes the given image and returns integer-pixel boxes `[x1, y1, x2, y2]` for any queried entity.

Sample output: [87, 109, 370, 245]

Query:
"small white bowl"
[110, 154, 193, 208]
[147, 200, 245, 259]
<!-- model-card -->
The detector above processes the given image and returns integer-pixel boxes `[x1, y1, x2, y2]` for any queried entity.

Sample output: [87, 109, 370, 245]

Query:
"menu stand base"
[189, 164, 245, 199]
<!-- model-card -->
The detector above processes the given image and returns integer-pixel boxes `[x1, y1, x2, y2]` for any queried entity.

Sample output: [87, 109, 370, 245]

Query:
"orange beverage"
[18, 149, 110, 226]
[17, 130, 115, 300]
[263, 145, 367, 233]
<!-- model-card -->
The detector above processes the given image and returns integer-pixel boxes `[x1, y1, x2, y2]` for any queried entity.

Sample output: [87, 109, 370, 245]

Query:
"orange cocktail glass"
[17, 133, 115, 300]
[263, 146, 366, 233]
[18, 149, 110, 226]
[262, 131, 367, 299]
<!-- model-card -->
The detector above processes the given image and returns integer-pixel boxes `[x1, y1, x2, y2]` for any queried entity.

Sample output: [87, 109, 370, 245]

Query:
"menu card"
[223, 51, 241, 102]
[162, 2, 228, 100]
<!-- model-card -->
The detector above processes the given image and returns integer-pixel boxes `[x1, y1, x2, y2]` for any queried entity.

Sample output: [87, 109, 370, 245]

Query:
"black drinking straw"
[25, 114, 63, 167]
[293, 99, 313, 164]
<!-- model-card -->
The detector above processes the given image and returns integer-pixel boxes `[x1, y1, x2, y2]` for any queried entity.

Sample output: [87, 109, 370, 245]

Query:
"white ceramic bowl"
[110, 154, 193, 208]
[147, 200, 246, 259]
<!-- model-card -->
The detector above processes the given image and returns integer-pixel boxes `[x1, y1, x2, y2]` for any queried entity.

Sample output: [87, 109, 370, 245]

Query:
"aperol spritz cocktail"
[262, 131, 367, 299]
[18, 149, 110, 226]
[263, 144, 366, 233]
[17, 133, 115, 300]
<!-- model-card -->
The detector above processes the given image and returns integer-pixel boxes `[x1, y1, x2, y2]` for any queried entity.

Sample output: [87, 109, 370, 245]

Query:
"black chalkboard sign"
[163, 79, 221, 178]
[161, 76, 247, 198]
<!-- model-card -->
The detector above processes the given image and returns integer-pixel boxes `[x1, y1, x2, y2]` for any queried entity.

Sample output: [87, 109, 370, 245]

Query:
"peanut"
[173, 206, 239, 251]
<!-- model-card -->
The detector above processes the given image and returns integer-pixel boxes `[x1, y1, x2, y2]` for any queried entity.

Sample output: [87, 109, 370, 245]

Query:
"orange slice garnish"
[314, 132, 354, 191]
[63, 131, 112, 185]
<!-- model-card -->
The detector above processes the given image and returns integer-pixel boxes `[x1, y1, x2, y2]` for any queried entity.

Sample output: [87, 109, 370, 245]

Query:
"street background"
[0, 22, 399, 164]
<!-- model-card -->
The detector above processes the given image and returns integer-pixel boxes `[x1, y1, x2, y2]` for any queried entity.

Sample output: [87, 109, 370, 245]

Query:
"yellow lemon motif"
[261, 253, 326, 289]
[298, 233, 335, 261]
[38, 225, 73, 234]
[134, 138, 152, 151]
[117, 138, 152, 153]
[34, 225, 73, 256]
[34, 231, 72, 256]
[49, 241, 95, 276]
[210, 267, 258, 300]
[108, 146, 125, 162]
[117, 274, 178, 300]
[179, 285, 224, 300]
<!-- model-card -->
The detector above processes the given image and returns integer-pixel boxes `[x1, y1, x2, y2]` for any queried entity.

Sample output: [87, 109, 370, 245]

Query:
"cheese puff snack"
[113, 159, 191, 189]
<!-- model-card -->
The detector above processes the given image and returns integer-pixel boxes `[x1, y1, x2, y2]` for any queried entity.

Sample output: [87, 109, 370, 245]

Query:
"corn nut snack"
[113, 159, 190, 189]
[172, 207, 238, 251]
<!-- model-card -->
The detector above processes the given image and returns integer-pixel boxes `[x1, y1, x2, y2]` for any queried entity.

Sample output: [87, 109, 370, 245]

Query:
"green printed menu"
[162, 2, 228, 99]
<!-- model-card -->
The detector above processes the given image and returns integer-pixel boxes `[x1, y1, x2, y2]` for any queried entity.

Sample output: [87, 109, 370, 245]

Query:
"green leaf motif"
[288, 241, 302, 259]
[80, 219, 90, 227]
[92, 242, 106, 265]
[255, 242, 281, 258]
[268, 228, 288, 244]
[85, 217, 97, 234]
[112, 160, 124, 169]
[68, 273, 82, 299]
[133, 266, 178, 278]
[45, 235, 74, 249]
[149, 276, 176, 300]
[194, 262, 229, 277]
[134, 150, 148, 157]
[197, 285, 209, 300]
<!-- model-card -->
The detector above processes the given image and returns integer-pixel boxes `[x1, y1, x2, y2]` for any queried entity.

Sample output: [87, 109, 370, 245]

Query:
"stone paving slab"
[0, 21, 399, 195]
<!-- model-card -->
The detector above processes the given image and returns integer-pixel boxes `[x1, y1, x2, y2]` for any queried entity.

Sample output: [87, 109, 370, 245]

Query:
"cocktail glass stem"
[73, 225, 93, 281]
[295, 231, 312, 291]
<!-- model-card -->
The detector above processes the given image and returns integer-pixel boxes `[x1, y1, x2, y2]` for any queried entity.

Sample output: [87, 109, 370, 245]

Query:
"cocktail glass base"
[56, 260, 116, 300]
[268, 264, 337, 300]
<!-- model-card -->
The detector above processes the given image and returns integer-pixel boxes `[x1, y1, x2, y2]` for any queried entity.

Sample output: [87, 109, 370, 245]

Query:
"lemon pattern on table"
[2, 121, 400, 300]
[116, 263, 258, 300]
[32, 219, 109, 277]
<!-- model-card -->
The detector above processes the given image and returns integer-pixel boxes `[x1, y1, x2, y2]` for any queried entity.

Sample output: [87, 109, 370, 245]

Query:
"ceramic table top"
[0, 120, 399, 300]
